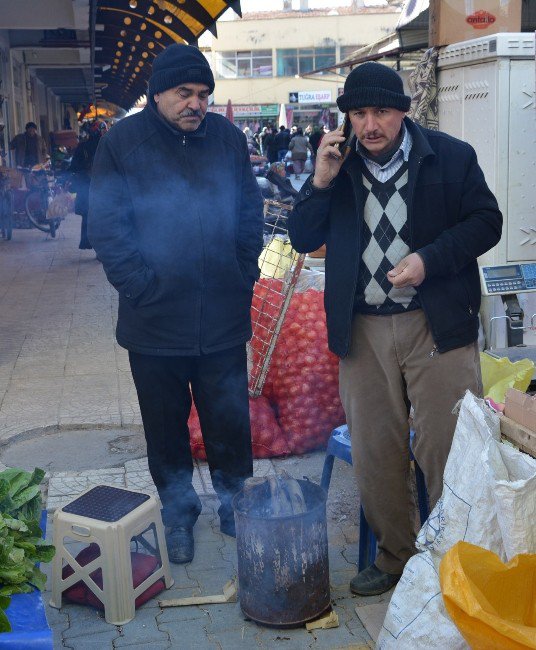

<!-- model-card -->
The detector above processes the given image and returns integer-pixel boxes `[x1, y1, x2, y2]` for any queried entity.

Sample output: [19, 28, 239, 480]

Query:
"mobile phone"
[333, 115, 353, 152]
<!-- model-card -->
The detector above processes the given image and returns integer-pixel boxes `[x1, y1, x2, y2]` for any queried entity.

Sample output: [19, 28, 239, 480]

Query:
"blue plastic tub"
[0, 512, 53, 649]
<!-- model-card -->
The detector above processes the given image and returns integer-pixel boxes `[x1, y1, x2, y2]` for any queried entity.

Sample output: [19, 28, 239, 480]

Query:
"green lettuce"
[0, 467, 55, 633]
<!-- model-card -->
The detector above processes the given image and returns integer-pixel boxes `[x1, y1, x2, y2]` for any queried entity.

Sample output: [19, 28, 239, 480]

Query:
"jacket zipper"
[409, 156, 442, 356]
[409, 155, 440, 352]
[181, 134, 203, 353]
[345, 168, 363, 355]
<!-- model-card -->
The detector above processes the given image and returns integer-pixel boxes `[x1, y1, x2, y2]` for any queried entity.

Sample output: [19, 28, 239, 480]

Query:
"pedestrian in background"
[288, 126, 312, 179]
[308, 125, 323, 166]
[274, 124, 290, 162]
[89, 44, 264, 565]
[69, 120, 108, 250]
[264, 125, 279, 163]
[289, 62, 502, 596]
[10, 122, 47, 168]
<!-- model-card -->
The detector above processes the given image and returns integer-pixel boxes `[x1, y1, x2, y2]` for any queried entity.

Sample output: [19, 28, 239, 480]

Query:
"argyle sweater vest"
[354, 163, 421, 315]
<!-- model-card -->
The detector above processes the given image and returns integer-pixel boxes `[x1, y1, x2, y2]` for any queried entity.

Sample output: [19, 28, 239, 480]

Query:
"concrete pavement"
[0, 214, 389, 649]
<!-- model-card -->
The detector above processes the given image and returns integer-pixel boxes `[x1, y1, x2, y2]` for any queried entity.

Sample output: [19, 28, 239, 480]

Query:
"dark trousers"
[129, 345, 253, 529]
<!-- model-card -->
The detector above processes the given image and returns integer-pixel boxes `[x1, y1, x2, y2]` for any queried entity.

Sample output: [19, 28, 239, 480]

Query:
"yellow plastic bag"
[440, 541, 536, 650]
[480, 352, 534, 404]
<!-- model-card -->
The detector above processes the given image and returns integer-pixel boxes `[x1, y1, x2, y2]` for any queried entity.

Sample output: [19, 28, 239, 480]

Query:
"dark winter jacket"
[69, 136, 100, 216]
[88, 101, 264, 356]
[274, 129, 291, 151]
[288, 118, 502, 358]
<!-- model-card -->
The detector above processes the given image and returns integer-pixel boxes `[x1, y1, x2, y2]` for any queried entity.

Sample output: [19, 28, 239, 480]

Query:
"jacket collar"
[403, 117, 435, 160]
[145, 95, 208, 139]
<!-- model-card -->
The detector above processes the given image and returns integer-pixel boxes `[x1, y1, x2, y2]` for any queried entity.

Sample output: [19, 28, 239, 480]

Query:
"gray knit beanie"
[337, 62, 410, 113]
[149, 44, 215, 98]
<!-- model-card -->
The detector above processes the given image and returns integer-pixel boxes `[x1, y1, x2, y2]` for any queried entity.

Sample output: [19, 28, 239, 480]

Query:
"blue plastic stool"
[320, 424, 429, 572]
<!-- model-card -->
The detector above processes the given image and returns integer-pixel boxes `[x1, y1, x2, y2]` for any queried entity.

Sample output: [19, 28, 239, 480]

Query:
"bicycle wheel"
[25, 190, 53, 234]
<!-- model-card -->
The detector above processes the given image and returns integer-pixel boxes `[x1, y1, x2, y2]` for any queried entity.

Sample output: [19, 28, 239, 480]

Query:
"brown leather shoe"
[350, 563, 401, 596]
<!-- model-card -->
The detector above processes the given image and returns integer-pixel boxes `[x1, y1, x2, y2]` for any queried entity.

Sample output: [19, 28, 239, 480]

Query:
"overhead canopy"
[94, 0, 242, 109]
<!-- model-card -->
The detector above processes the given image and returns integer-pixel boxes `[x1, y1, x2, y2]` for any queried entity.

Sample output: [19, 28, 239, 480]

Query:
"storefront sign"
[209, 104, 278, 117]
[288, 90, 332, 104]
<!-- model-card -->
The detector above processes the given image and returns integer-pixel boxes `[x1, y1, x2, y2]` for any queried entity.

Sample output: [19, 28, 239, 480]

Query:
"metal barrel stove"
[232, 479, 330, 627]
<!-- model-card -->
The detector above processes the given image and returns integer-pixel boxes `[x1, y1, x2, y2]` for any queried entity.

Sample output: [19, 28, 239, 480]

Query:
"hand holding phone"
[312, 118, 352, 188]
[333, 115, 353, 153]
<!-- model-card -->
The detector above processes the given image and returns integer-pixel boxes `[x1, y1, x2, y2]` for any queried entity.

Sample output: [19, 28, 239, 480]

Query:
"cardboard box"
[504, 388, 536, 432]
[429, 0, 522, 47]
[500, 415, 536, 458]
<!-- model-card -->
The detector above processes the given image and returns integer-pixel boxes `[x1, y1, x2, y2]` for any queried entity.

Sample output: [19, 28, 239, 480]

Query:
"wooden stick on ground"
[158, 580, 237, 608]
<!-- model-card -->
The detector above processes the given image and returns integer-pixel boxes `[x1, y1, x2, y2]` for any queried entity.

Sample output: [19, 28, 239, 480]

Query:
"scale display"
[480, 263, 536, 296]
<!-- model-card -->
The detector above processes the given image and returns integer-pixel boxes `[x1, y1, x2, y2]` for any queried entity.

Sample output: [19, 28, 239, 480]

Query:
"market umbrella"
[278, 103, 287, 129]
[225, 99, 234, 124]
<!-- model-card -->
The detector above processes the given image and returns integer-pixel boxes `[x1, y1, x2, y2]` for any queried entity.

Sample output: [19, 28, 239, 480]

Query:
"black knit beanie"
[336, 62, 410, 113]
[149, 44, 215, 97]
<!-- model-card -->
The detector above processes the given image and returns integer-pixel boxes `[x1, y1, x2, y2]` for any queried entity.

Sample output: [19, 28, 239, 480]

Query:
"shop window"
[216, 50, 272, 79]
[339, 45, 362, 73]
[276, 47, 336, 77]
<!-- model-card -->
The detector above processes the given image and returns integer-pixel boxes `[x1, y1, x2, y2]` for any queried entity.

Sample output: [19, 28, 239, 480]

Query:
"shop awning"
[93, 0, 242, 109]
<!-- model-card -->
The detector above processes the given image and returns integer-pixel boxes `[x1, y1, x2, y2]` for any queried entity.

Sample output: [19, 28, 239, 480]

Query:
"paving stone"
[45, 603, 70, 627]
[124, 470, 158, 496]
[51, 623, 70, 650]
[159, 614, 217, 650]
[185, 568, 238, 596]
[115, 642, 171, 650]
[206, 623, 264, 649]
[166, 563, 199, 590]
[63, 628, 120, 648]
[124, 458, 149, 472]
[113, 606, 168, 647]
[48, 472, 125, 498]
[197, 463, 216, 495]
[252, 458, 274, 476]
[352, 602, 388, 645]
[61, 604, 117, 639]
[187, 541, 234, 572]
[157, 603, 210, 625]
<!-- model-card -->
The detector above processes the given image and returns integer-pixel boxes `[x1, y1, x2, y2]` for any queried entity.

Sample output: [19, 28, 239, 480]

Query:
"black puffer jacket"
[288, 118, 503, 357]
[89, 102, 264, 356]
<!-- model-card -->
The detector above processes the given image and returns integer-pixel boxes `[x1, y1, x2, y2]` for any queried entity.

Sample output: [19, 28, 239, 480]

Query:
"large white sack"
[415, 391, 504, 558]
[485, 436, 536, 560]
[377, 551, 467, 649]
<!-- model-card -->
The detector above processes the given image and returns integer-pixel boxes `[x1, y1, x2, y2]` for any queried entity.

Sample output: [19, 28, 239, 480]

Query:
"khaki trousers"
[339, 309, 482, 574]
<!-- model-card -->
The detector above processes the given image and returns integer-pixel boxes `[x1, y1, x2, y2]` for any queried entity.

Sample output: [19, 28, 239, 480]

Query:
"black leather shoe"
[350, 564, 401, 596]
[165, 526, 194, 564]
[220, 518, 236, 538]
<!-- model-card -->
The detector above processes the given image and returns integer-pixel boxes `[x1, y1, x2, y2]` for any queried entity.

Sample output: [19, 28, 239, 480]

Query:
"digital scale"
[480, 263, 536, 296]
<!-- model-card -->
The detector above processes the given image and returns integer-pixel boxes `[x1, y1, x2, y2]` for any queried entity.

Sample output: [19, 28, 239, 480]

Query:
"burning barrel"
[232, 476, 330, 627]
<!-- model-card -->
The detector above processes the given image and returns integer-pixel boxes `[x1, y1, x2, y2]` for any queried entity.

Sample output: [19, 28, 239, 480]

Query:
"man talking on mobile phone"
[288, 62, 502, 596]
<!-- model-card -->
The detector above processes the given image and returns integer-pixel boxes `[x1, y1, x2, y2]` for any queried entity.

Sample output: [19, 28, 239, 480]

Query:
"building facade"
[207, 5, 400, 131]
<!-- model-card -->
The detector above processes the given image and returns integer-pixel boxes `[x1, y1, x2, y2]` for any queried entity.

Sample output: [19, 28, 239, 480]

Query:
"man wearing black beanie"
[289, 61, 502, 595]
[89, 44, 264, 564]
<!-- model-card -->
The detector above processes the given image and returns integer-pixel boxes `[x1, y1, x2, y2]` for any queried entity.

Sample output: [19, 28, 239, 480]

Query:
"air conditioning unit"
[437, 32, 536, 349]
